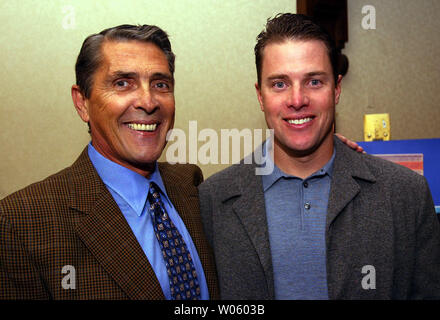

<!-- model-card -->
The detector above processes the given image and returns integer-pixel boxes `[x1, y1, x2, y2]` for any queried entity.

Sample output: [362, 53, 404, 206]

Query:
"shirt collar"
[87, 142, 169, 216]
[262, 139, 336, 192]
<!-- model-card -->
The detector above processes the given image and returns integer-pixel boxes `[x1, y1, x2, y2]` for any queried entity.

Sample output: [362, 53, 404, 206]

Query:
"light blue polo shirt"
[262, 141, 335, 299]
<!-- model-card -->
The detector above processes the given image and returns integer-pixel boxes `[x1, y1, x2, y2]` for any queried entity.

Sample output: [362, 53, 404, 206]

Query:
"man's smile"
[126, 122, 159, 132]
[286, 117, 314, 125]
[283, 114, 316, 127]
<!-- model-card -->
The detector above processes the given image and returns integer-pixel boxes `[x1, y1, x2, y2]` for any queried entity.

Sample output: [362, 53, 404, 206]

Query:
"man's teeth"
[287, 117, 312, 125]
[128, 123, 157, 131]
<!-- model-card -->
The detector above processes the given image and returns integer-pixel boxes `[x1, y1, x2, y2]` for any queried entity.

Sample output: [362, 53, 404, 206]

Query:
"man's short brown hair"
[255, 13, 339, 86]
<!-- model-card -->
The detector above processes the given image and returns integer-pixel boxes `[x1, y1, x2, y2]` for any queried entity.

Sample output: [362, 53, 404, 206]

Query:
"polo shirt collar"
[261, 139, 336, 192]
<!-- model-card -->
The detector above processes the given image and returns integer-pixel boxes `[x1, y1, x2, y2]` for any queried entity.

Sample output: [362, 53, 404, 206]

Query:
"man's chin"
[125, 155, 161, 176]
[277, 139, 322, 158]
[132, 150, 163, 165]
[121, 145, 164, 166]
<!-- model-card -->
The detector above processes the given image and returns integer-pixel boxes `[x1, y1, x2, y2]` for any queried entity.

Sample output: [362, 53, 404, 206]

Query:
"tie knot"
[148, 182, 161, 198]
[148, 182, 165, 213]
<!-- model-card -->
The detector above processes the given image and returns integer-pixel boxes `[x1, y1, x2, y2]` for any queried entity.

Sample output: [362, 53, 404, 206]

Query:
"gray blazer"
[199, 137, 440, 299]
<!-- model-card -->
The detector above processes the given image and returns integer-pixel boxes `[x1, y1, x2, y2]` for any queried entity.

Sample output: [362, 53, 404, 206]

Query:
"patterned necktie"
[147, 182, 201, 300]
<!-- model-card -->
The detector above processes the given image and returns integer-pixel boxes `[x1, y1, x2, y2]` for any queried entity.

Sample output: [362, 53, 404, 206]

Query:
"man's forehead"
[101, 39, 156, 52]
[262, 39, 332, 74]
[263, 39, 328, 59]
[99, 40, 170, 73]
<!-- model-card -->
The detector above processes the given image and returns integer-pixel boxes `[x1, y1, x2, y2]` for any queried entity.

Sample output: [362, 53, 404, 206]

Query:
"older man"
[0, 24, 218, 300]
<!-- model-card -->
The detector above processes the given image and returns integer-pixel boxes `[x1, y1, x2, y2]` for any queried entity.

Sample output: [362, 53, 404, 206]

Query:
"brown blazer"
[0, 148, 219, 299]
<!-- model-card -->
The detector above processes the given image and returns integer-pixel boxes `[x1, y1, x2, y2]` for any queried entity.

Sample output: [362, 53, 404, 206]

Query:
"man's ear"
[334, 75, 342, 105]
[71, 85, 90, 123]
[255, 82, 265, 112]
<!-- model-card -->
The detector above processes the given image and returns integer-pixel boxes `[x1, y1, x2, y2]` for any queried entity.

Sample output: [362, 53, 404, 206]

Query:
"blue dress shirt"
[87, 143, 209, 299]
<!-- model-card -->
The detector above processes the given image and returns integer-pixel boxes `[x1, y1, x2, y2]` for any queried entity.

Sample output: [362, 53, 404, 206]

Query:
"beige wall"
[338, 0, 440, 141]
[0, 0, 295, 198]
[1, 0, 440, 199]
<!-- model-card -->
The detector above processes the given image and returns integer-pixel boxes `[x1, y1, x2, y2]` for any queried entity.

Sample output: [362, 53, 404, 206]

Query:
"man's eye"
[156, 82, 168, 89]
[273, 81, 286, 89]
[154, 81, 172, 91]
[310, 79, 321, 86]
[115, 80, 130, 88]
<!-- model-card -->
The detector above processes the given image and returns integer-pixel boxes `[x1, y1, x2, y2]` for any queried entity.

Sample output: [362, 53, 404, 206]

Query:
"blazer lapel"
[227, 163, 274, 298]
[326, 138, 376, 298]
[69, 148, 164, 299]
[326, 168, 360, 229]
[158, 163, 201, 237]
[327, 138, 376, 228]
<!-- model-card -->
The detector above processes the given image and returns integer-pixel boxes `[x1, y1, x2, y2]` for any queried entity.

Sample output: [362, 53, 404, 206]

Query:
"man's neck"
[273, 136, 334, 179]
[91, 142, 156, 179]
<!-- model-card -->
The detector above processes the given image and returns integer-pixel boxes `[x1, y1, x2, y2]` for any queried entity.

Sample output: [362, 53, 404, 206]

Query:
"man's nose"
[136, 84, 158, 114]
[287, 85, 309, 109]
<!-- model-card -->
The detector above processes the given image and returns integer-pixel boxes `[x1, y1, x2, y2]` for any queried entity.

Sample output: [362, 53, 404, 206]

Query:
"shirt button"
[304, 202, 311, 210]
[303, 182, 309, 188]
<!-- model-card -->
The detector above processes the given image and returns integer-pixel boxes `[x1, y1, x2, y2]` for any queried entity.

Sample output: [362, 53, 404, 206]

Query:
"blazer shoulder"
[0, 147, 93, 213]
[335, 138, 427, 189]
[347, 149, 432, 208]
[0, 166, 79, 240]
[361, 151, 427, 187]
[1, 165, 73, 212]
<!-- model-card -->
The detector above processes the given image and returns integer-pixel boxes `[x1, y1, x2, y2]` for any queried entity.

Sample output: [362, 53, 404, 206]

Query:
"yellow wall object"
[337, 0, 440, 142]
[364, 113, 391, 141]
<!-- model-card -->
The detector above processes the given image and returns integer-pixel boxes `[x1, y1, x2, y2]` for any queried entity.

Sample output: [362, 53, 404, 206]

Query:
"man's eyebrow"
[150, 72, 174, 84]
[265, 74, 290, 81]
[306, 71, 329, 77]
[105, 71, 174, 84]
[107, 71, 139, 80]
[265, 71, 330, 80]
